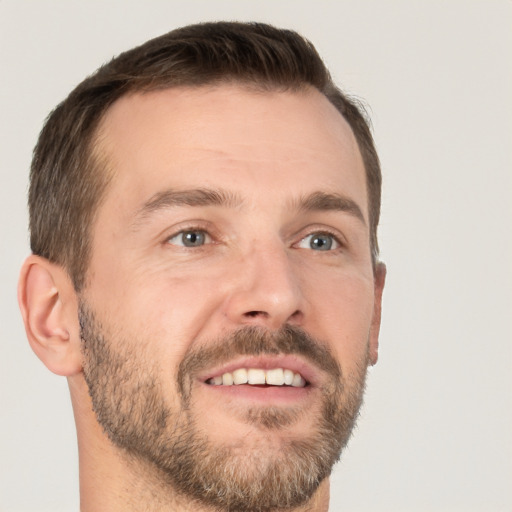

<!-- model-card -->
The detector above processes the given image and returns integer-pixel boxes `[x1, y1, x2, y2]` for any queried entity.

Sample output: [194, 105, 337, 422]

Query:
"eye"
[167, 230, 211, 247]
[297, 232, 340, 251]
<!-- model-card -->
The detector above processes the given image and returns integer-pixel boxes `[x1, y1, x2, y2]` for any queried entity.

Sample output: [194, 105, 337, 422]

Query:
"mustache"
[177, 325, 342, 398]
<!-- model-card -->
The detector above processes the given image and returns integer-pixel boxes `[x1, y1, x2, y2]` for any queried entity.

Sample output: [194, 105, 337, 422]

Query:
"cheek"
[302, 268, 375, 365]
[93, 262, 230, 361]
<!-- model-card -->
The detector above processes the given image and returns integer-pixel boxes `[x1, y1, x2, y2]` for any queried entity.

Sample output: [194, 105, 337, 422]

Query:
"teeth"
[222, 373, 233, 386]
[208, 368, 306, 388]
[292, 373, 306, 388]
[233, 368, 248, 385]
[212, 375, 223, 385]
[248, 368, 266, 384]
[283, 369, 294, 385]
[266, 368, 284, 385]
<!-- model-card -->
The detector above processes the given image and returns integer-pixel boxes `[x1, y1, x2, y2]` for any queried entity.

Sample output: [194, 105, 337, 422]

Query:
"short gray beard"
[79, 302, 369, 512]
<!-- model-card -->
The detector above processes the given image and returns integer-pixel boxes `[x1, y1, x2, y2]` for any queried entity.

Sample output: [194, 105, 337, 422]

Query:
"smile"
[206, 367, 307, 388]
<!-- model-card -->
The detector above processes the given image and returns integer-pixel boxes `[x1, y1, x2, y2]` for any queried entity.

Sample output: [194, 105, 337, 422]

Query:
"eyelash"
[164, 225, 344, 252]
[295, 229, 344, 251]
[165, 226, 214, 248]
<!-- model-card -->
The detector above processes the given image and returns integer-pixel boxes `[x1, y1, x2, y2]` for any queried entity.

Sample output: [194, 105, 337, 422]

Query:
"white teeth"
[266, 368, 284, 385]
[247, 368, 266, 385]
[233, 368, 248, 385]
[292, 373, 306, 388]
[283, 369, 294, 385]
[222, 373, 233, 386]
[212, 375, 223, 385]
[208, 368, 306, 388]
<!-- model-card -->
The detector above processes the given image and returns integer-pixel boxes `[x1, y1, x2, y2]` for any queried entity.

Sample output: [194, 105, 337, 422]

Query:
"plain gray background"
[1, 1, 511, 511]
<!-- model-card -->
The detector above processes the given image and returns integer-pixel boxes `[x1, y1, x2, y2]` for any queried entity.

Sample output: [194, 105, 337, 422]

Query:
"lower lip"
[201, 382, 312, 404]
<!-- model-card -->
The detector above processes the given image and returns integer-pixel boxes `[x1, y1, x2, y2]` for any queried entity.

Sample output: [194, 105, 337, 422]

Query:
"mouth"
[199, 354, 319, 394]
[206, 367, 307, 388]
[194, 355, 323, 410]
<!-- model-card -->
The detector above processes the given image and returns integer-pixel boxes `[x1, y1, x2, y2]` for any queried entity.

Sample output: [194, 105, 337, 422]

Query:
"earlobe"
[18, 255, 82, 376]
[368, 262, 386, 366]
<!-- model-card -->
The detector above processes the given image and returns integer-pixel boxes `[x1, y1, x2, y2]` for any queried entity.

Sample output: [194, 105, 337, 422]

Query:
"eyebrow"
[134, 187, 243, 223]
[133, 187, 365, 226]
[294, 191, 366, 225]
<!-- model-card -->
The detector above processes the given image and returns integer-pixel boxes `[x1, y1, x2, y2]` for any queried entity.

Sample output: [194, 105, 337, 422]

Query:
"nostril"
[245, 311, 267, 318]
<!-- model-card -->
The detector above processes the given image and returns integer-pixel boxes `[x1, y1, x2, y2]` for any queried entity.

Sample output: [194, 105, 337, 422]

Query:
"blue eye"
[168, 230, 210, 247]
[298, 233, 339, 251]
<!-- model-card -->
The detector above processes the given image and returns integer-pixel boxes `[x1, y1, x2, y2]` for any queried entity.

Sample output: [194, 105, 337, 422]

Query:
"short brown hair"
[29, 21, 381, 291]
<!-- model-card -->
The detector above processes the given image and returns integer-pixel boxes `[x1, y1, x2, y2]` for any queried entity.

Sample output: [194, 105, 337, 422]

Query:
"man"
[18, 21, 385, 512]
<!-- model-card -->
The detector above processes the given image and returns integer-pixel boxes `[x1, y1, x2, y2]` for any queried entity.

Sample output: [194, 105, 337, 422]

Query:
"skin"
[18, 84, 385, 511]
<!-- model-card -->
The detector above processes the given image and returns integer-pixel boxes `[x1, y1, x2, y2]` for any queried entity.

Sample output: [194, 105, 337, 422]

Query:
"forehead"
[95, 84, 367, 218]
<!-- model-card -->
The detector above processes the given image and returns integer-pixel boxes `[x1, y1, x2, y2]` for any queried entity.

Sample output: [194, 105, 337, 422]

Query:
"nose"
[223, 241, 304, 330]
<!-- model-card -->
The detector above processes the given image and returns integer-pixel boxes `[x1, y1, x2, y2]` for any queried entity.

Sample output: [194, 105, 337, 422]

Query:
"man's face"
[80, 85, 383, 510]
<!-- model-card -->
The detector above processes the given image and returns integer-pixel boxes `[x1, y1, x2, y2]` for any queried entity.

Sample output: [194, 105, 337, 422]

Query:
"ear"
[368, 262, 386, 366]
[18, 255, 82, 376]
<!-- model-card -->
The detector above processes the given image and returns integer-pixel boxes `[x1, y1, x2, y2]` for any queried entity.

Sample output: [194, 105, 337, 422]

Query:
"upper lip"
[197, 354, 321, 387]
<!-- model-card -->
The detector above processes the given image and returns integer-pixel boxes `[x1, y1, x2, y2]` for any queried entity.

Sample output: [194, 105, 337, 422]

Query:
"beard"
[79, 301, 369, 512]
